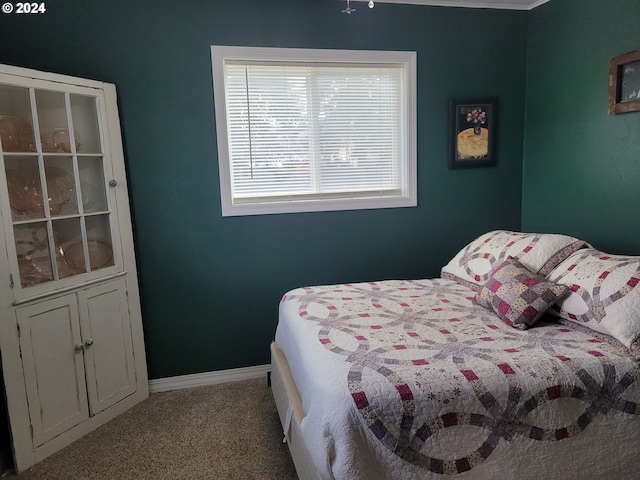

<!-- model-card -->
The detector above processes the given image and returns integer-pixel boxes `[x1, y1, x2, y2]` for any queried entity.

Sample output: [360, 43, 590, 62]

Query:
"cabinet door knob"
[84, 338, 94, 348]
[75, 343, 85, 352]
[109, 179, 117, 188]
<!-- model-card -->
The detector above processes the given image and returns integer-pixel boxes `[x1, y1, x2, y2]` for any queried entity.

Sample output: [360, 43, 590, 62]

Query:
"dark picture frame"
[448, 97, 497, 169]
[608, 49, 640, 115]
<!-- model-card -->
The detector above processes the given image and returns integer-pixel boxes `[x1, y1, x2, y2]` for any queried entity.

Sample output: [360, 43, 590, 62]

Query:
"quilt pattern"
[282, 279, 640, 475]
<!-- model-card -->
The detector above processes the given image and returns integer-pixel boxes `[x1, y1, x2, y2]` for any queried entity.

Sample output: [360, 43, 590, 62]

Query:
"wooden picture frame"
[608, 49, 640, 115]
[448, 97, 497, 169]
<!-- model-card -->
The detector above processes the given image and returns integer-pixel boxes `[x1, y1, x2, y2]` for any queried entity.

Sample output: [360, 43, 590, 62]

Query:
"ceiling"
[357, 0, 550, 10]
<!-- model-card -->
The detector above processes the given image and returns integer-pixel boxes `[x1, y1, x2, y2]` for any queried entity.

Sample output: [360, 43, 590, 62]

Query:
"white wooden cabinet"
[16, 294, 89, 448]
[0, 64, 148, 472]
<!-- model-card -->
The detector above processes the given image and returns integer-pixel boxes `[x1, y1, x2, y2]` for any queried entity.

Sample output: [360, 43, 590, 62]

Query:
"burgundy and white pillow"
[441, 230, 587, 291]
[547, 248, 640, 354]
[476, 257, 569, 329]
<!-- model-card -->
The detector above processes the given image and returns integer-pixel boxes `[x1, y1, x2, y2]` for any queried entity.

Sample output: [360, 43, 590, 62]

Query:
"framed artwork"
[448, 97, 497, 169]
[608, 49, 640, 115]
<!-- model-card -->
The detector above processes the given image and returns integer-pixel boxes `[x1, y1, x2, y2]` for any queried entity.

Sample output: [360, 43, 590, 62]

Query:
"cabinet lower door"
[16, 295, 89, 447]
[78, 279, 136, 415]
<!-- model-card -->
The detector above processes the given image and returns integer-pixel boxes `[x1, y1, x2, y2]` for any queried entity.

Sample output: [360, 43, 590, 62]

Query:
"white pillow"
[441, 230, 587, 291]
[547, 248, 640, 353]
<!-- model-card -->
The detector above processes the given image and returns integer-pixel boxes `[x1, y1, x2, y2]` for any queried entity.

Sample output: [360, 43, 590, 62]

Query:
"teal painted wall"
[522, 0, 640, 254]
[0, 1, 527, 378]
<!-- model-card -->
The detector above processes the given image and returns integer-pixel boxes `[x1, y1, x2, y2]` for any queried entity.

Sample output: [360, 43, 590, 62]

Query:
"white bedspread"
[275, 278, 640, 479]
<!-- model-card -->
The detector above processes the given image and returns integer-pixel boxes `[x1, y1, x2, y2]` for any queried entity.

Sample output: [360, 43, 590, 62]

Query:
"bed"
[270, 230, 640, 479]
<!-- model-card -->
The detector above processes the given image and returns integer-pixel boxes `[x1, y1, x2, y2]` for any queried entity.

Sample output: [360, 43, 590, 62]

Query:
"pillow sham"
[441, 230, 587, 291]
[547, 248, 640, 352]
[553, 317, 640, 359]
[476, 257, 570, 329]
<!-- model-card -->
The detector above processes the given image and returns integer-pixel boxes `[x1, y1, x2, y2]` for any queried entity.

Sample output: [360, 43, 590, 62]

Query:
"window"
[211, 46, 417, 216]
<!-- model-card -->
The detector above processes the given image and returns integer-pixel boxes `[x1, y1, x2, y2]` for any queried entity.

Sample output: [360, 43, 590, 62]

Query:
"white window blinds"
[212, 47, 417, 216]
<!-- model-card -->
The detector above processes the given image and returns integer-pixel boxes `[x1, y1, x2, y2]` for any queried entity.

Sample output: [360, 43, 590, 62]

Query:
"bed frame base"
[270, 342, 321, 480]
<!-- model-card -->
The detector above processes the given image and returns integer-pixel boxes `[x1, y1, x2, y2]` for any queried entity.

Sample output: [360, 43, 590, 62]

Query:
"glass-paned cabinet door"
[0, 79, 119, 295]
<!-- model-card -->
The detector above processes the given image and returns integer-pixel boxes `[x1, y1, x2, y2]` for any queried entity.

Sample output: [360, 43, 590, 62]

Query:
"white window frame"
[211, 45, 417, 217]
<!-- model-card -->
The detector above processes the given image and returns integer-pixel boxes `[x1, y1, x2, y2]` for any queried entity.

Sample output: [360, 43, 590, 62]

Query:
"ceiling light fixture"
[342, 0, 374, 14]
[342, 0, 355, 14]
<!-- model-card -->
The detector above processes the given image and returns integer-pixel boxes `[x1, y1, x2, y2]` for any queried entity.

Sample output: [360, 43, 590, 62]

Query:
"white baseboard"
[148, 364, 271, 393]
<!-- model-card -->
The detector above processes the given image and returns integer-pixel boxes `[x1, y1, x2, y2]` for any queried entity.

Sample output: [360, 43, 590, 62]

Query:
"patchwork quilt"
[275, 278, 640, 479]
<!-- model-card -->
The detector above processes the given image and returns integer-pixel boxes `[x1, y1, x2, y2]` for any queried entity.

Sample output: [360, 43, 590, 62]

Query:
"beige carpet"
[6, 377, 298, 479]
